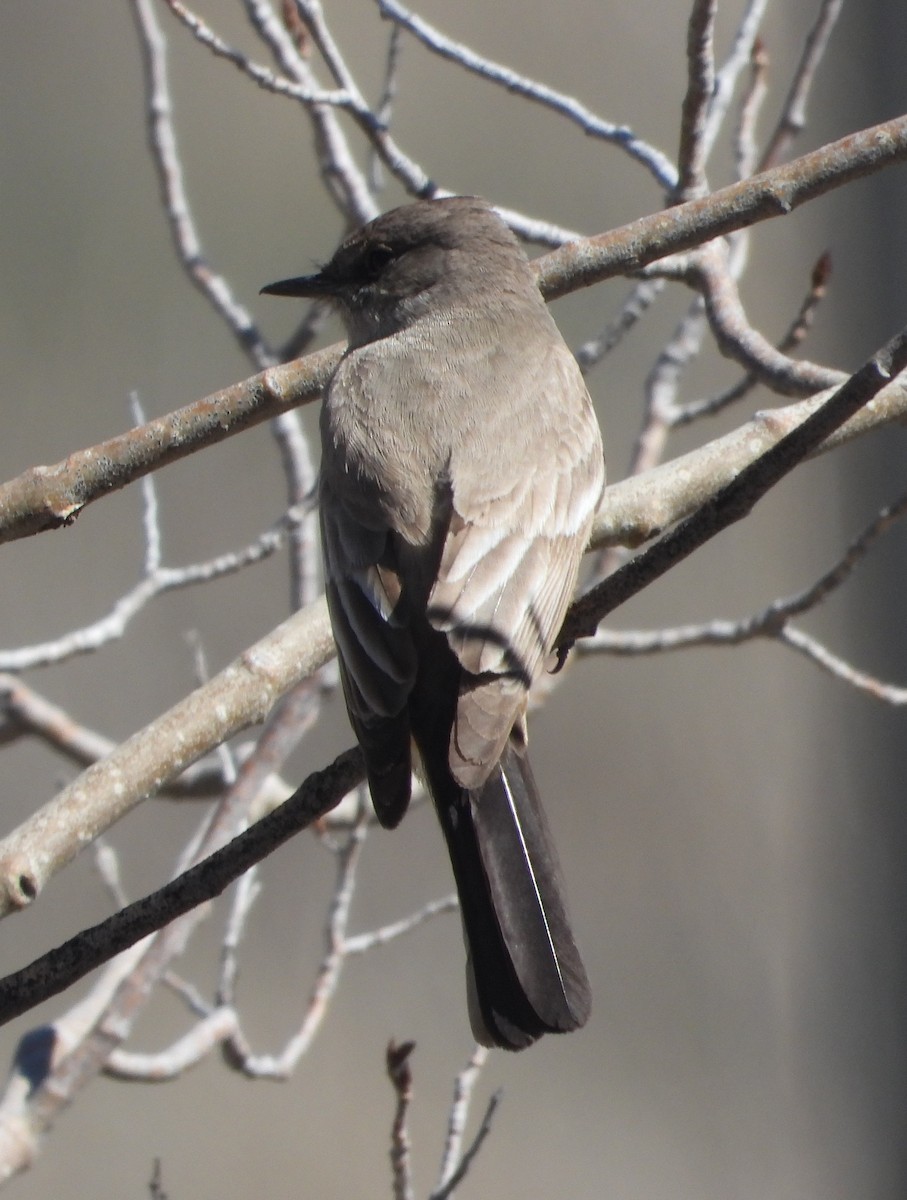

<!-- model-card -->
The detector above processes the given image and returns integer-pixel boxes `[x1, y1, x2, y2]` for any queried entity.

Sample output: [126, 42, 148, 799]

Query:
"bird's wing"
[319, 484, 417, 827]
[426, 342, 605, 788]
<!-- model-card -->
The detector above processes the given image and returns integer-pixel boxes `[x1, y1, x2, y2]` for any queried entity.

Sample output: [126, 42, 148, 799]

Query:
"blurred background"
[2, 2, 907, 1197]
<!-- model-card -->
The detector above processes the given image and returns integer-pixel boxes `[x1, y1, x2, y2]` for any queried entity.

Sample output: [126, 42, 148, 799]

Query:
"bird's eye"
[362, 242, 395, 279]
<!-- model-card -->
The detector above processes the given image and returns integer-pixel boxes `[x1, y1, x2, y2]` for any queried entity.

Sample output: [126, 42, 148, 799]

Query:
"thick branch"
[0, 348, 339, 543]
[540, 114, 907, 299]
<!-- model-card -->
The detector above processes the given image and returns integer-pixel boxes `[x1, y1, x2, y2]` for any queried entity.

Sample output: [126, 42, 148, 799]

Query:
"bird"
[262, 195, 605, 1049]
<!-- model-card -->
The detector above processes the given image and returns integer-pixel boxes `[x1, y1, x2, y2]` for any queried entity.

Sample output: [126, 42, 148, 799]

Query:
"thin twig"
[387, 1039, 416, 1200]
[433, 1044, 490, 1197]
[132, 0, 274, 366]
[760, 0, 845, 169]
[676, 0, 718, 200]
[375, 0, 678, 190]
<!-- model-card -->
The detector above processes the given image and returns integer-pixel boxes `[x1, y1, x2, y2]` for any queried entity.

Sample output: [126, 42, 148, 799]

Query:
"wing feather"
[426, 344, 605, 787]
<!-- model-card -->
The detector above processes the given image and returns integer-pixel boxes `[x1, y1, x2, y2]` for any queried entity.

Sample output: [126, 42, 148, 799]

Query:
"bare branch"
[540, 112, 907, 300]
[0, 506, 304, 671]
[588, 470, 907, 717]
[592, 371, 907, 551]
[760, 0, 845, 168]
[0, 347, 338, 544]
[431, 1075, 500, 1200]
[104, 1008, 239, 1081]
[0, 747, 363, 1027]
[734, 37, 769, 180]
[676, 0, 718, 199]
[574, 279, 666, 374]
[132, 0, 275, 366]
[675, 250, 832, 423]
[344, 894, 458, 954]
[387, 1039, 416, 1200]
[242, 0, 378, 224]
[702, 0, 770, 166]
[221, 801, 371, 1076]
[0, 599, 335, 916]
[584, 489, 907, 656]
[567, 325, 907, 645]
[160, 0, 352, 110]
[2, 114, 905, 549]
[375, 0, 678, 190]
[370, 23, 403, 192]
[779, 626, 907, 704]
[433, 1044, 490, 1198]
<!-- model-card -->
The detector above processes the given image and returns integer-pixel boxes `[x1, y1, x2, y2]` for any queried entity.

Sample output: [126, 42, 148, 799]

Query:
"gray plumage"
[262, 196, 605, 1049]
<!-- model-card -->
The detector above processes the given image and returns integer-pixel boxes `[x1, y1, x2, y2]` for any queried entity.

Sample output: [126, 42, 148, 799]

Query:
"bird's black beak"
[260, 271, 333, 298]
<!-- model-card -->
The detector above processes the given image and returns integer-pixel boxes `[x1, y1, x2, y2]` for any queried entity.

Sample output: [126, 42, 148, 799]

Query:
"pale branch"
[700, 0, 769, 170]
[161, 970, 212, 1018]
[0, 671, 262, 797]
[135, 0, 324, 617]
[0, 347, 338, 544]
[131, 397, 163, 571]
[216, 863, 261, 1008]
[23, 890, 211, 1154]
[601, 199, 756, 570]
[132, 0, 275, 367]
[222, 803, 371, 1078]
[587, 613, 904, 708]
[0, 505, 304, 672]
[580, 490, 907, 705]
[685, 241, 843, 395]
[369, 22, 403, 192]
[629, 297, 708, 486]
[7, 387, 900, 1026]
[676, 0, 718, 200]
[240, 0, 378, 226]
[0, 598, 335, 917]
[163, 0, 435, 211]
[0, 1, 893, 1191]
[574, 278, 666, 374]
[590, 242, 826, 576]
[161, 0, 352, 111]
[374, 0, 678, 191]
[433, 1045, 490, 1199]
[1, 728, 365, 1168]
[760, 0, 845, 170]
[675, 250, 832, 424]
[0, 673, 114, 765]
[103, 1008, 240, 1081]
[431, 1086, 501, 1200]
[343, 894, 459, 955]
[0, 934, 155, 1183]
[93, 839, 130, 911]
[734, 37, 769, 182]
[778, 626, 907, 705]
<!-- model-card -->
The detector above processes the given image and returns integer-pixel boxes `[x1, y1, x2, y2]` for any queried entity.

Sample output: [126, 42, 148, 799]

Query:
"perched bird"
[262, 196, 605, 1049]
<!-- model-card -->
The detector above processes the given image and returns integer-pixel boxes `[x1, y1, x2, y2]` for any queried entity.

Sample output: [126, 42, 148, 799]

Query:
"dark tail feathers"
[430, 742, 590, 1050]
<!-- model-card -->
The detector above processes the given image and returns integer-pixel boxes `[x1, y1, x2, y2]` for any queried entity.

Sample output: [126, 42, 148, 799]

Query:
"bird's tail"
[428, 742, 591, 1050]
